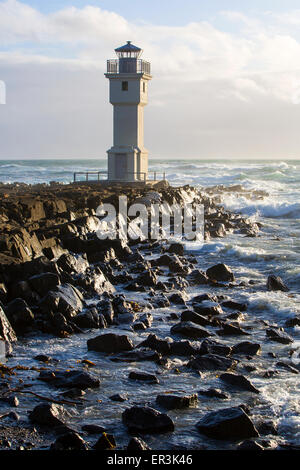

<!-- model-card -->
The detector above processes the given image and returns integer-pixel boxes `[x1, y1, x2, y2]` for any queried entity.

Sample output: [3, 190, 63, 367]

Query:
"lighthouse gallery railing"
[107, 59, 151, 75]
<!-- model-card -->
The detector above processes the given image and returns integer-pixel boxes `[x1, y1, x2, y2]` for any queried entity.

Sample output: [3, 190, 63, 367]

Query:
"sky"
[1, 1, 300, 159]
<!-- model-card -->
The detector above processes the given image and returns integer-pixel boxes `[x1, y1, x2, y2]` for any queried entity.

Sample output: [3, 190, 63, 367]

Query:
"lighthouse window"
[143, 82, 146, 93]
[122, 81, 128, 91]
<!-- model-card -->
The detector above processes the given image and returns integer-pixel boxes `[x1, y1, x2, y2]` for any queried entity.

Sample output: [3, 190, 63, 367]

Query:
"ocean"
[1, 158, 300, 448]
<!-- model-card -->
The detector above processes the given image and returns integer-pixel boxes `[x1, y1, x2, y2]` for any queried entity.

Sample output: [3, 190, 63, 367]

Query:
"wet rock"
[28, 272, 60, 297]
[29, 403, 70, 428]
[192, 293, 218, 303]
[38, 369, 100, 390]
[237, 440, 264, 451]
[222, 300, 247, 311]
[199, 339, 232, 357]
[232, 342, 261, 356]
[169, 292, 187, 305]
[0, 306, 17, 351]
[198, 388, 230, 400]
[188, 354, 237, 372]
[5, 298, 34, 334]
[196, 407, 259, 440]
[181, 310, 212, 327]
[50, 432, 88, 450]
[82, 424, 106, 434]
[220, 373, 260, 394]
[166, 243, 184, 256]
[256, 420, 278, 436]
[170, 340, 201, 356]
[122, 406, 175, 434]
[285, 316, 300, 328]
[171, 321, 212, 340]
[193, 302, 223, 316]
[94, 433, 116, 450]
[34, 354, 53, 363]
[156, 394, 198, 410]
[97, 299, 114, 325]
[267, 275, 289, 292]
[111, 348, 161, 363]
[56, 253, 89, 274]
[266, 328, 293, 344]
[129, 371, 159, 384]
[39, 283, 83, 317]
[74, 308, 105, 329]
[127, 437, 151, 451]
[136, 270, 157, 287]
[110, 393, 128, 402]
[137, 334, 172, 355]
[87, 333, 134, 353]
[61, 388, 86, 399]
[206, 263, 235, 282]
[189, 270, 209, 285]
[217, 322, 250, 336]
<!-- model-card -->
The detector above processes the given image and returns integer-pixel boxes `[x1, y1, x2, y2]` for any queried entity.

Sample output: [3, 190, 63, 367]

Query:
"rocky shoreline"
[0, 182, 298, 451]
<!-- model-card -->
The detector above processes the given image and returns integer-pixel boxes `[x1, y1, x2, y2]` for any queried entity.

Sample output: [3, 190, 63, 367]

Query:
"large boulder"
[87, 333, 134, 353]
[199, 339, 232, 357]
[122, 406, 175, 434]
[196, 407, 259, 440]
[232, 342, 261, 356]
[206, 264, 235, 282]
[137, 334, 172, 355]
[5, 298, 34, 334]
[181, 310, 212, 327]
[266, 328, 293, 344]
[39, 284, 84, 317]
[28, 272, 60, 297]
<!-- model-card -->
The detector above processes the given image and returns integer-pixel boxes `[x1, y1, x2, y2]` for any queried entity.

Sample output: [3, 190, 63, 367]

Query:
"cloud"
[1, 1, 300, 158]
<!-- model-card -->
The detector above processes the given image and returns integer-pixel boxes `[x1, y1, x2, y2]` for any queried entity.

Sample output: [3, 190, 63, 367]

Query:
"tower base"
[107, 147, 148, 182]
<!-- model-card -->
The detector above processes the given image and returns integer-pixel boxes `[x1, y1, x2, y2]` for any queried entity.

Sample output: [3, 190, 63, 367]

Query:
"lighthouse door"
[115, 153, 127, 180]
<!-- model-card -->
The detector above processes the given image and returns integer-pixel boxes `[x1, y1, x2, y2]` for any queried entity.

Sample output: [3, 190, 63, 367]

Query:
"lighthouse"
[105, 41, 152, 182]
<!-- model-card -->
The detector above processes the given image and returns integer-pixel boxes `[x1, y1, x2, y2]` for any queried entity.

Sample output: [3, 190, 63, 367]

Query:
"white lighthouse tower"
[105, 41, 152, 182]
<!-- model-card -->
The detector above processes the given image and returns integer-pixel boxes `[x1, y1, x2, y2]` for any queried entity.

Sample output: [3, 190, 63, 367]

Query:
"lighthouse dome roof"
[115, 41, 142, 53]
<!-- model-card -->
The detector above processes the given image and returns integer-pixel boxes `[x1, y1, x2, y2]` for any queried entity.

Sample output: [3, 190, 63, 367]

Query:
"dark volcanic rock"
[93, 433, 116, 450]
[206, 263, 235, 282]
[87, 333, 134, 353]
[111, 348, 161, 363]
[39, 283, 83, 317]
[5, 298, 34, 334]
[171, 321, 212, 339]
[222, 300, 247, 311]
[129, 371, 159, 384]
[110, 393, 128, 402]
[220, 373, 260, 394]
[193, 302, 223, 316]
[232, 342, 261, 356]
[167, 242, 184, 256]
[38, 369, 100, 389]
[266, 328, 293, 344]
[28, 272, 60, 297]
[217, 322, 250, 337]
[170, 340, 201, 356]
[199, 339, 232, 357]
[198, 388, 230, 400]
[181, 310, 212, 327]
[237, 440, 264, 451]
[156, 394, 198, 410]
[137, 334, 172, 355]
[127, 437, 151, 451]
[188, 354, 237, 372]
[0, 306, 17, 350]
[50, 432, 88, 450]
[196, 407, 259, 440]
[122, 406, 175, 434]
[267, 275, 289, 292]
[29, 403, 70, 428]
[82, 424, 106, 434]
